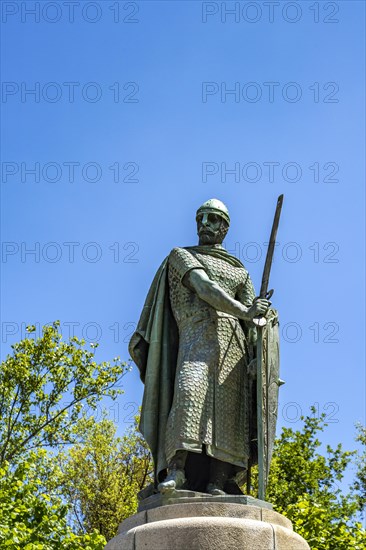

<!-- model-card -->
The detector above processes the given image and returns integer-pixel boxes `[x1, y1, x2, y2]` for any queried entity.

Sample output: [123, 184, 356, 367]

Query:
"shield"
[257, 309, 281, 499]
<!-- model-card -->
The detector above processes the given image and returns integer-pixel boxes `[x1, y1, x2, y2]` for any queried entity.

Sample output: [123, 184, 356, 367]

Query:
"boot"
[158, 451, 187, 494]
[206, 459, 231, 496]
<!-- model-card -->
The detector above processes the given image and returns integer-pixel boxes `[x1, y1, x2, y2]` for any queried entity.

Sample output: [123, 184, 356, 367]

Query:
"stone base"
[105, 500, 310, 550]
[138, 489, 273, 512]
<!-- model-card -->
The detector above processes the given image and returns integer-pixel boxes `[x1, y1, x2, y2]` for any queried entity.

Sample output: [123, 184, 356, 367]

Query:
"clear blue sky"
[1, 1, 365, 475]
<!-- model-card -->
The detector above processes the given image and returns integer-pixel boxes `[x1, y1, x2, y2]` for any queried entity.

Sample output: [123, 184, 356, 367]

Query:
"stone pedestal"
[105, 494, 310, 550]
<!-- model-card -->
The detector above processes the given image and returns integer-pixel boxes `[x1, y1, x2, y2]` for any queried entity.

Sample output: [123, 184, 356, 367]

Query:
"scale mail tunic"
[165, 246, 256, 469]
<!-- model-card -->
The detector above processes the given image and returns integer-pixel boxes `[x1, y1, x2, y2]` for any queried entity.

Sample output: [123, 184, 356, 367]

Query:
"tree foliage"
[0, 451, 106, 550]
[262, 412, 366, 550]
[0, 323, 128, 548]
[57, 416, 153, 541]
[352, 423, 366, 513]
[0, 322, 127, 466]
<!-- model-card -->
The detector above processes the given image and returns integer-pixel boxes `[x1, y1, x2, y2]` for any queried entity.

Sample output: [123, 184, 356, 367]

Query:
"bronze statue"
[129, 198, 281, 497]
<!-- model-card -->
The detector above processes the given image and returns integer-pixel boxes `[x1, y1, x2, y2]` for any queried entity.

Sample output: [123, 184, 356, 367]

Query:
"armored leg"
[206, 459, 231, 495]
[158, 450, 187, 493]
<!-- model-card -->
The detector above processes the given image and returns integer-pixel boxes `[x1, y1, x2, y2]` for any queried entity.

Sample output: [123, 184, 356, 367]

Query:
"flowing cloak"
[129, 246, 255, 483]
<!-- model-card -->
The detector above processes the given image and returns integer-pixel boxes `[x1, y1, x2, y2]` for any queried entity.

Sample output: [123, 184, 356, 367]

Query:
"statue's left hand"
[247, 358, 257, 379]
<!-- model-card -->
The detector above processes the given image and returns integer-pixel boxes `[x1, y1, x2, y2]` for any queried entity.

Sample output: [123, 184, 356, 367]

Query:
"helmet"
[196, 198, 230, 226]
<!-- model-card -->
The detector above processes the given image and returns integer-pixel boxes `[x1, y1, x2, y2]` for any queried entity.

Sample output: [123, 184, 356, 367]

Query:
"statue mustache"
[199, 227, 215, 235]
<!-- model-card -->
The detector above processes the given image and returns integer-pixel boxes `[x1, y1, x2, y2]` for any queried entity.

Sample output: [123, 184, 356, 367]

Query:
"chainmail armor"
[165, 246, 256, 468]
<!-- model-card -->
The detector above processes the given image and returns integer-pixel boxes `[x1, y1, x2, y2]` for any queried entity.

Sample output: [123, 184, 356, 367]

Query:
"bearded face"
[196, 212, 229, 246]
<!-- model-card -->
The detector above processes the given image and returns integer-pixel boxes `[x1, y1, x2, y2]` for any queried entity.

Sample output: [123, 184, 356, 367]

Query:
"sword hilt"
[252, 317, 267, 327]
[252, 289, 274, 326]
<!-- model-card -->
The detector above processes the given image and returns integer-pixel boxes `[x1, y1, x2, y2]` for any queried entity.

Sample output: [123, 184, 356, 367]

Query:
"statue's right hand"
[248, 298, 271, 320]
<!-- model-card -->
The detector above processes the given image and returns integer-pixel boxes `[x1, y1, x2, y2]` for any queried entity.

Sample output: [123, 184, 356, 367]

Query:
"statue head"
[196, 198, 230, 245]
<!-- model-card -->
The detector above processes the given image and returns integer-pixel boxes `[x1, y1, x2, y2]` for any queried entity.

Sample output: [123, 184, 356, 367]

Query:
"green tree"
[0, 322, 128, 465]
[57, 416, 153, 541]
[0, 451, 106, 550]
[352, 423, 366, 514]
[0, 322, 128, 548]
[262, 412, 366, 550]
